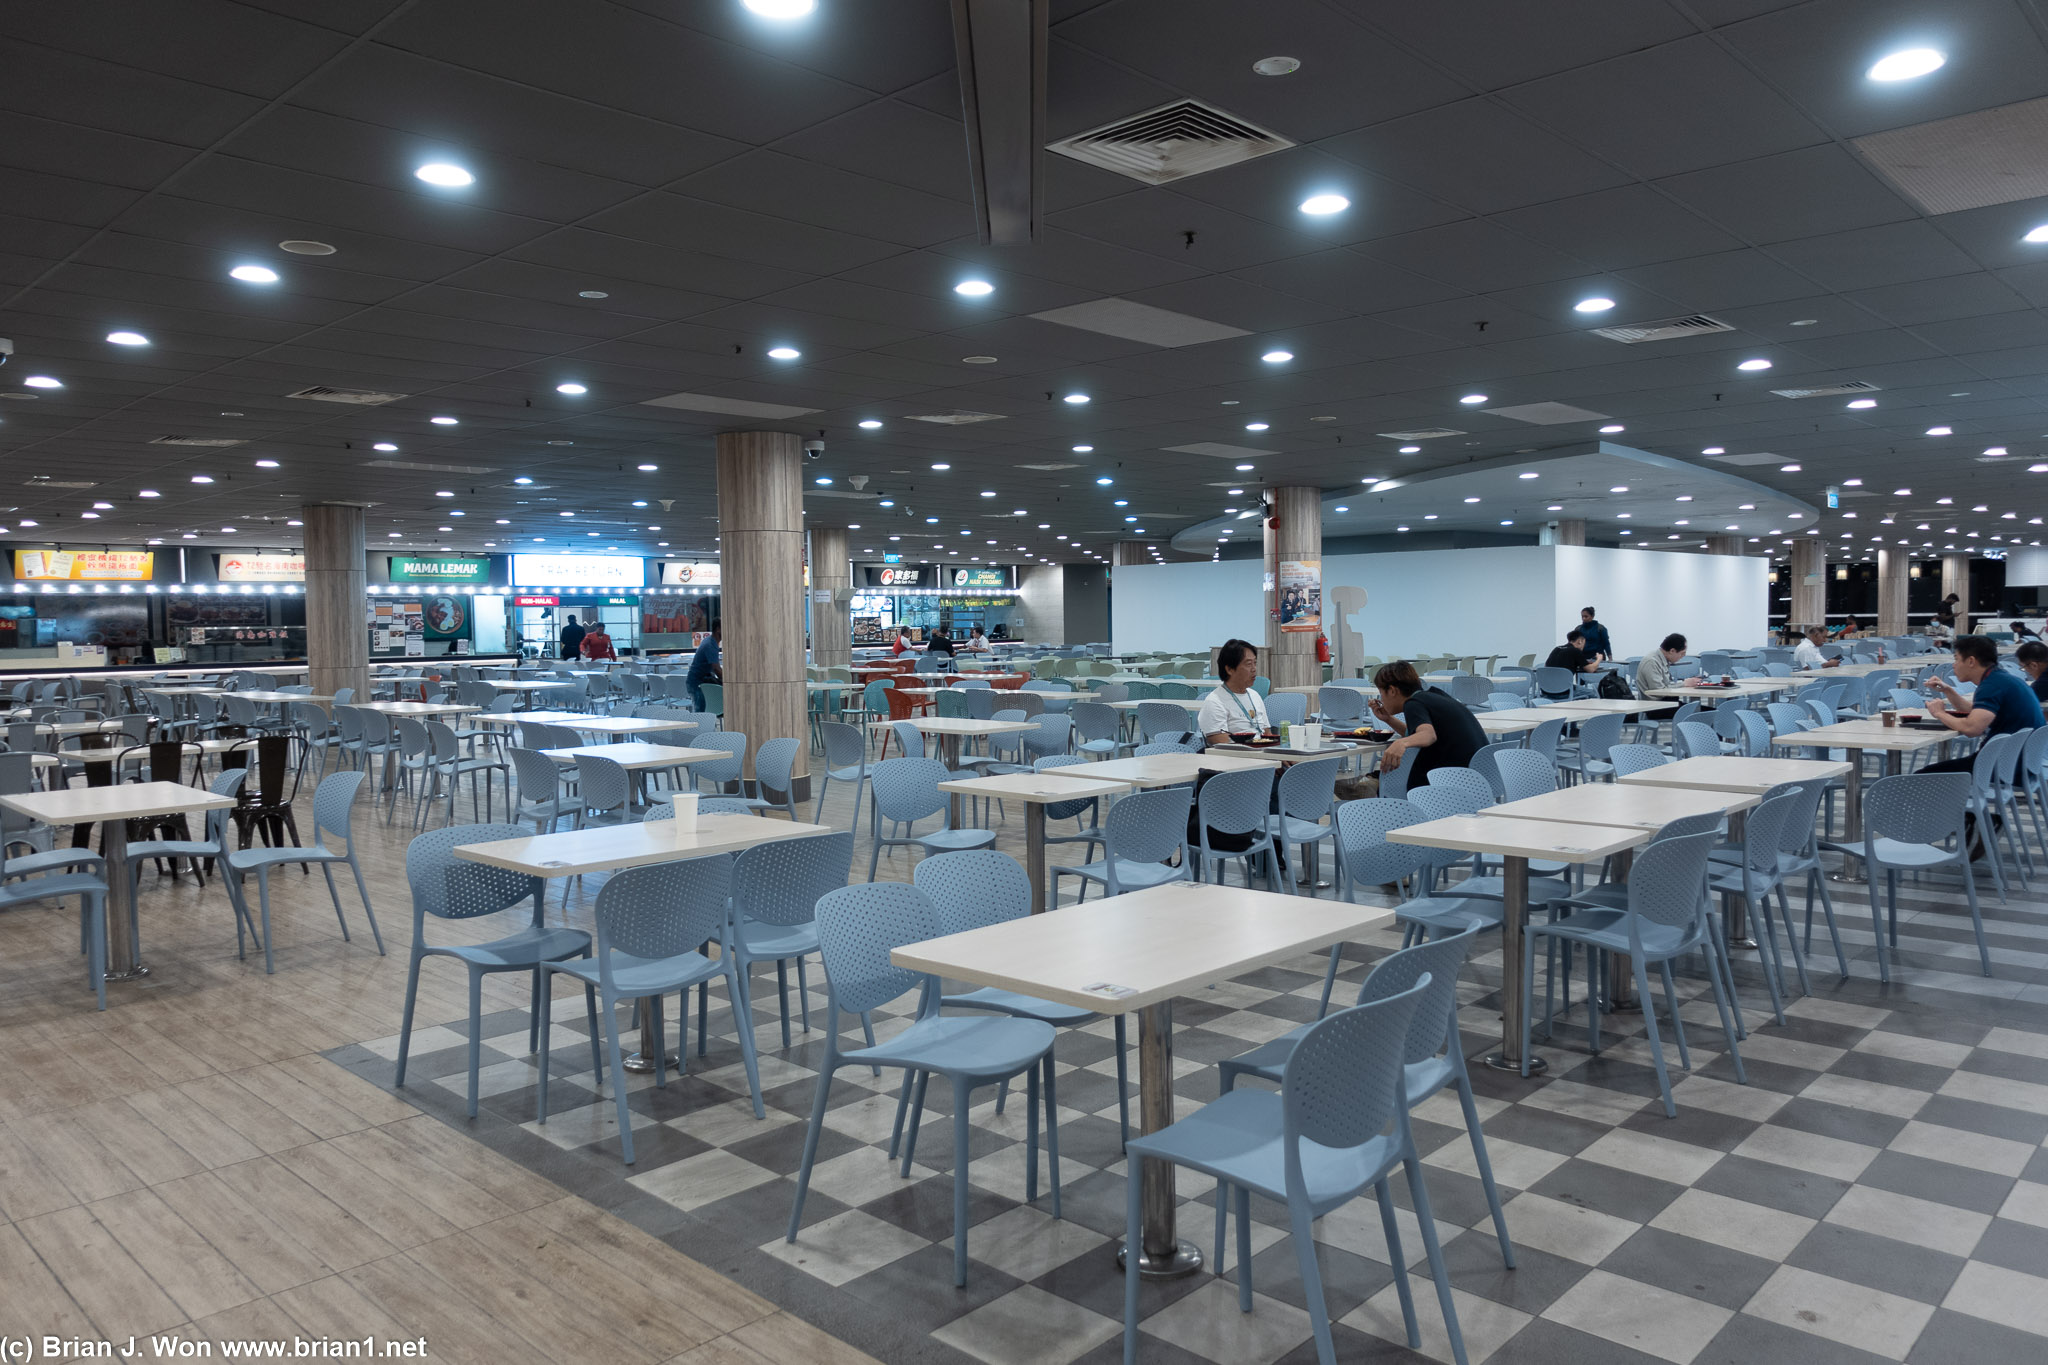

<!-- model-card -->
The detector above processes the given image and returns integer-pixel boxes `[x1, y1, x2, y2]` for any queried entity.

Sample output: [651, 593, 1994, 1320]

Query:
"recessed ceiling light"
[78, 512, 98, 520]
[1261, 350, 1293, 363]
[105, 330, 148, 346]
[1299, 193, 1349, 215]
[1063, 393, 1090, 404]
[22, 376, 61, 389]
[1739, 503, 1756, 510]
[1702, 447, 1725, 455]
[1598, 424, 1624, 434]
[1926, 426, 1952, 436]
[415, 162, 474, 187]
[220, 526, 237, 533]
[1519, 471, 1539, 479]
[434, 489, 453, 497]
[1547, 505, 1563, 512]
[858, 419, 883, 429]
[1071, 444, 1093, 453]
[1846, 398, 1878, 409]
[2024, 225, 2048, 244]
[767, 346, 801, 360]
[1868, 48, 1945, 81]
[637, 463, 658, 472]
[980, 490, 995, 497]
[514, 476, 533, 485]
[1399, 445, 1421, 454]
[1245, 422, 1270, 432]
[255, 459, 279, 469]
[953, 279, 994, 296]
[373, 442, 397, 452]
[1985, 446, 2008, 456]
[1573, 297, 1616, 313]
[559, 510, 574, 517]
[430, 415, 458, 425]
[1893, 487, 1912, 496]
[278, 240, 335, 256]
[1252, 55, 1300, 75]
[1736, 358, 1772, 371]
[1096, 477, 1112, 486]
[743, 0, 816, 15]
[578, 289, 609, 299]
[190, 474, 213, 484]
[932, 462, 951, 471]
[814, 476, 832, 486]
[1227, 488, 1243, 495]
[138, 489, 159, 498]
[1780, 464, 1802, 473]
[1458, 393, 1487, 405]
[555, 382, 587, 395]
[1464, 497, 1481, 504]
[1609, 486, 1629, 493]
[495, 518, 510, 525]
[229, 264, 278, 284]
[1675, 495, 1693, 502]
[1234, 463, 1255, 471]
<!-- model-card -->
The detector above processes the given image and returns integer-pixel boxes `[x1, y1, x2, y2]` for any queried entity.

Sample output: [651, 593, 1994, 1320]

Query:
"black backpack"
[1597, 671, 1633, 700]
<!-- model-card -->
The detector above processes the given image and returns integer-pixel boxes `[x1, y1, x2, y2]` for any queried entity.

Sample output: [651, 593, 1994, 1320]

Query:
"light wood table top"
[890, 881, 1395, 1012]
[453, 813, 833, 878]
[353, 700, 479, 717]
[1103, 698, 1199, 711]
[0, 780, 235, 824]
[202, 690, 333, 704]
[540, 742, 724, 770]
[1478, 714, 1549, 735]
[1486, 784, 1758, 830]
[483, 680, 576, 691]
[1644, 680, 1792, 699]
[1618, 755, 1853, 793]
[1079, 752, 1279, 787]
[875, 716, 1037, 737]
[1477, 707, 1574, 725]
[1541, 698, 1677, 714]
[47, 720, 125, 737]
[477, 712, 685, 734]
[938, 772, 1132, 802]
[1387, 814, 1649, 863]
[807, 681, 863, 691]
[1775, 722, 1952, 752]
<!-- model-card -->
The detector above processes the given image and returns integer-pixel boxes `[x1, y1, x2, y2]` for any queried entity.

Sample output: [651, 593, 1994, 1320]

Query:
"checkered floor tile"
[327, 780, 2048, 1365]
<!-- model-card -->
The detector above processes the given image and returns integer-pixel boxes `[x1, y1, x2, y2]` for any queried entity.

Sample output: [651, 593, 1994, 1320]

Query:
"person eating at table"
[1368, 659, 1486, 785]
[1636, 633, 1687, 694]
[965, 625, 990, 653]
[1793, 626, 1840, 670]
[1919, 637, 2045, 857]
[1197, 638, 1270, 743]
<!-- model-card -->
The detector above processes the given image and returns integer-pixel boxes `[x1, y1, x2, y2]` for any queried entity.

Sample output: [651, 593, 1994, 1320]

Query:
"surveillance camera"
[803, 439, 825, 459]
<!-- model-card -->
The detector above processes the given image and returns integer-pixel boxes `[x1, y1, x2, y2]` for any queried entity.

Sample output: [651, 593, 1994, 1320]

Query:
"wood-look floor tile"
[89, 1186, 264, 1322]
[17, 1204, 186, 1339]
[153, 1169, 336, 1294]
[526, 1197, 777, 1336]
[124, 1084, 267, 1170]
[230, 1155, 398, 1271]
[0, 1222, 95, 1338]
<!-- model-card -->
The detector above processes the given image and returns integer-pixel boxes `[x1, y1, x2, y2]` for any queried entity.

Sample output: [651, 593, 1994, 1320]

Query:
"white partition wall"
[1112, 545, 1770, 661]
[1553, 546, 1771, 655]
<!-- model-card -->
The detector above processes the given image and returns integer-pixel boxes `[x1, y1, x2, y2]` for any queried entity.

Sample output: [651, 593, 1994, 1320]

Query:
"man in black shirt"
[1368, 660, 1488, 787]
[2019, 641, 2048, 704]
[1544, 628, 1598, 675]
[558, 614, 586, 660]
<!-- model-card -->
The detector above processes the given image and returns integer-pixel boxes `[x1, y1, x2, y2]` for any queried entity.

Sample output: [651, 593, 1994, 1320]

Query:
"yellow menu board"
[13, 549, 154, 581]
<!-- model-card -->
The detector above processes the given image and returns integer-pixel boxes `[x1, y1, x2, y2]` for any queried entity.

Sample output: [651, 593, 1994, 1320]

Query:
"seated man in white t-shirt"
[1793, 626, 1840, 670]
[1196, 638, 1270, 742]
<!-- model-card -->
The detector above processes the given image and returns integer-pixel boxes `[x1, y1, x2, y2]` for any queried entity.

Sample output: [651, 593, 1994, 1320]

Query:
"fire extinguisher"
[1315, 632, 1331, 664]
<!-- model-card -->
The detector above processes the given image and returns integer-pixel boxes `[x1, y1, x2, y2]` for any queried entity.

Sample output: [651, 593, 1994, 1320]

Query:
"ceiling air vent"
[1590, 314, 1734, 344]
[365, 459, 497, 475]
[1017, 462, 1080, 471]
[150, 435, 247, 447]
[903, 411, 1006, 425]
[286, 385, 409, 405]
[1375, 428, 1465, 441]
[1047, 100, 1294, 185]
[23, 477, 96, 489]
[1770, 381, 1881, 399]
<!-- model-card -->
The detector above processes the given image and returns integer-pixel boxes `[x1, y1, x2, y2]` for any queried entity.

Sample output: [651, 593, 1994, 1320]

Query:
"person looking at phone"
[1369, 659, 1486, 783]
[1197, 638, 1270, 744]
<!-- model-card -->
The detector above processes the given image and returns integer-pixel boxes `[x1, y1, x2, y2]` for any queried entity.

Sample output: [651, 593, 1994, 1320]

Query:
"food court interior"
[7, 5, 2048, 1364]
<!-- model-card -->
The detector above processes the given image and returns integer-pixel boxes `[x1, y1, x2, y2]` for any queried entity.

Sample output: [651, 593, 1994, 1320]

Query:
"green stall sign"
[389, 556, 491, 583]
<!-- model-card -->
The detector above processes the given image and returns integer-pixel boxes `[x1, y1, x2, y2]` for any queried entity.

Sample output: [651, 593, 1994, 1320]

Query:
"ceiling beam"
[949, 0, 1047, 245]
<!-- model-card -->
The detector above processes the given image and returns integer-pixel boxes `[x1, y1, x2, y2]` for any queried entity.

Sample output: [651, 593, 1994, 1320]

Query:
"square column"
[1261, 487, 1322, 689]
[716, 431, 808, 796]
[809, 526, 850, 671]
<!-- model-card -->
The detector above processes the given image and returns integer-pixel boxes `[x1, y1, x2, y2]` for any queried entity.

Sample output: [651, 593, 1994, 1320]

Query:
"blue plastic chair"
[1853, 772, 1986, 982]
[1196, 767, 1287, 891]
[1565, 713, 1625, 783]
[1266, 691, 1309, 728]
[221, 770, 381, 975]
[395, 823, 593, 1118]
[1121, 977, 1464, 1365]
[1219, 925, 1512, 1275]
[812, 720, 871, 828]
[1704, 790, 1806, 1021]
[0, 814, 110, 1010]
[911, 850, 1129, 1148]
[1607, 743, 1667, 777]
[866, 757, 996, 879]
[787, 882, 1061, 1287]
[1071, 701, 1124, 758]
[1322, 797, 1500, 1011]
[1523, 830, 1747, 1116]
[1051, 785, 1193, 903]
[728, 831, 857, 1049]
[118, 767, 255, 960]
[535, 855, 764, 1163]
[1266, 756, 1342, 888]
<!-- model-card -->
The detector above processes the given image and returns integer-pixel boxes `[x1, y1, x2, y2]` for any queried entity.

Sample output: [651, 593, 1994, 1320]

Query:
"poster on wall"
[14, 549, 153, 581]
[1278, 559, 1321, 633]
[423, 595, 468, 639]
[658, 561, 720, 586]
[402, 601, 425, 656]
[217, 553, 304, 582]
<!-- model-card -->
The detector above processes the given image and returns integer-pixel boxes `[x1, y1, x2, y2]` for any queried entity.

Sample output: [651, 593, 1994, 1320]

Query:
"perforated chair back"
[1103, 785, 1192, 864]
[1495, 748, 1557, 799]
[755, 737, 801, 802]
[510, 747, 564, 807]
[1673, 721, 1721, 759]
[1468, 742, 1514, 800]
[1283, 978, 1430, 1159]
[312, 770, 365, 846]
[1276, 755, 1341, 822]
[1335, 797, 1435, 888]
[1626, 829, 1718, 932]
[1137, 701, 1192, 740]
[1865, 772, 1970, 847]
[693, 731, 747, 786]
[1417, 765, 1491, 813]
[820, 720, 867, 772]
[594, 857, 731, 970]
[1732, 709, 1770, 756]
[1071, 701, 1120, 747]
[406, 823, 542, 921]
[814, 881, 938, 1015]
[1766, 703, 1812, 735]
[732, 830, 854, 926]
[574, 754, 631, 819]
[1198, 766, 1275, 838]
[1266, 692, 1309, 728]
[1533, 666, 1574, 699]
[1449, 674, 1492, 707]
[1356, 924, 1481, 1067]
[1609, 743, 1667, 776]
[870, 756, 950, 825]
[1577, 713, 1625, 763]
[915, 849, 1031, 932]
[1526, 717, 1566, 762]
[1317, 687, 1365, 724]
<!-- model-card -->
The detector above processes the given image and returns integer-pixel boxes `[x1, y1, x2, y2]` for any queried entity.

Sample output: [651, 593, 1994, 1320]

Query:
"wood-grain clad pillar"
[1112, 541, 1149, 566]
[1705, 535, 1743, 556]
[1944, 552, 1972, 634]
[302, 503, 366, 705]
[1877, 548, 1909, 636]
[1545, 519, 1586, 546]
[809, 526, 850, 671]
[1790, 538, 1826, 632]
[717, 431, 808, 796]
[1262, 487, 1321, 690]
